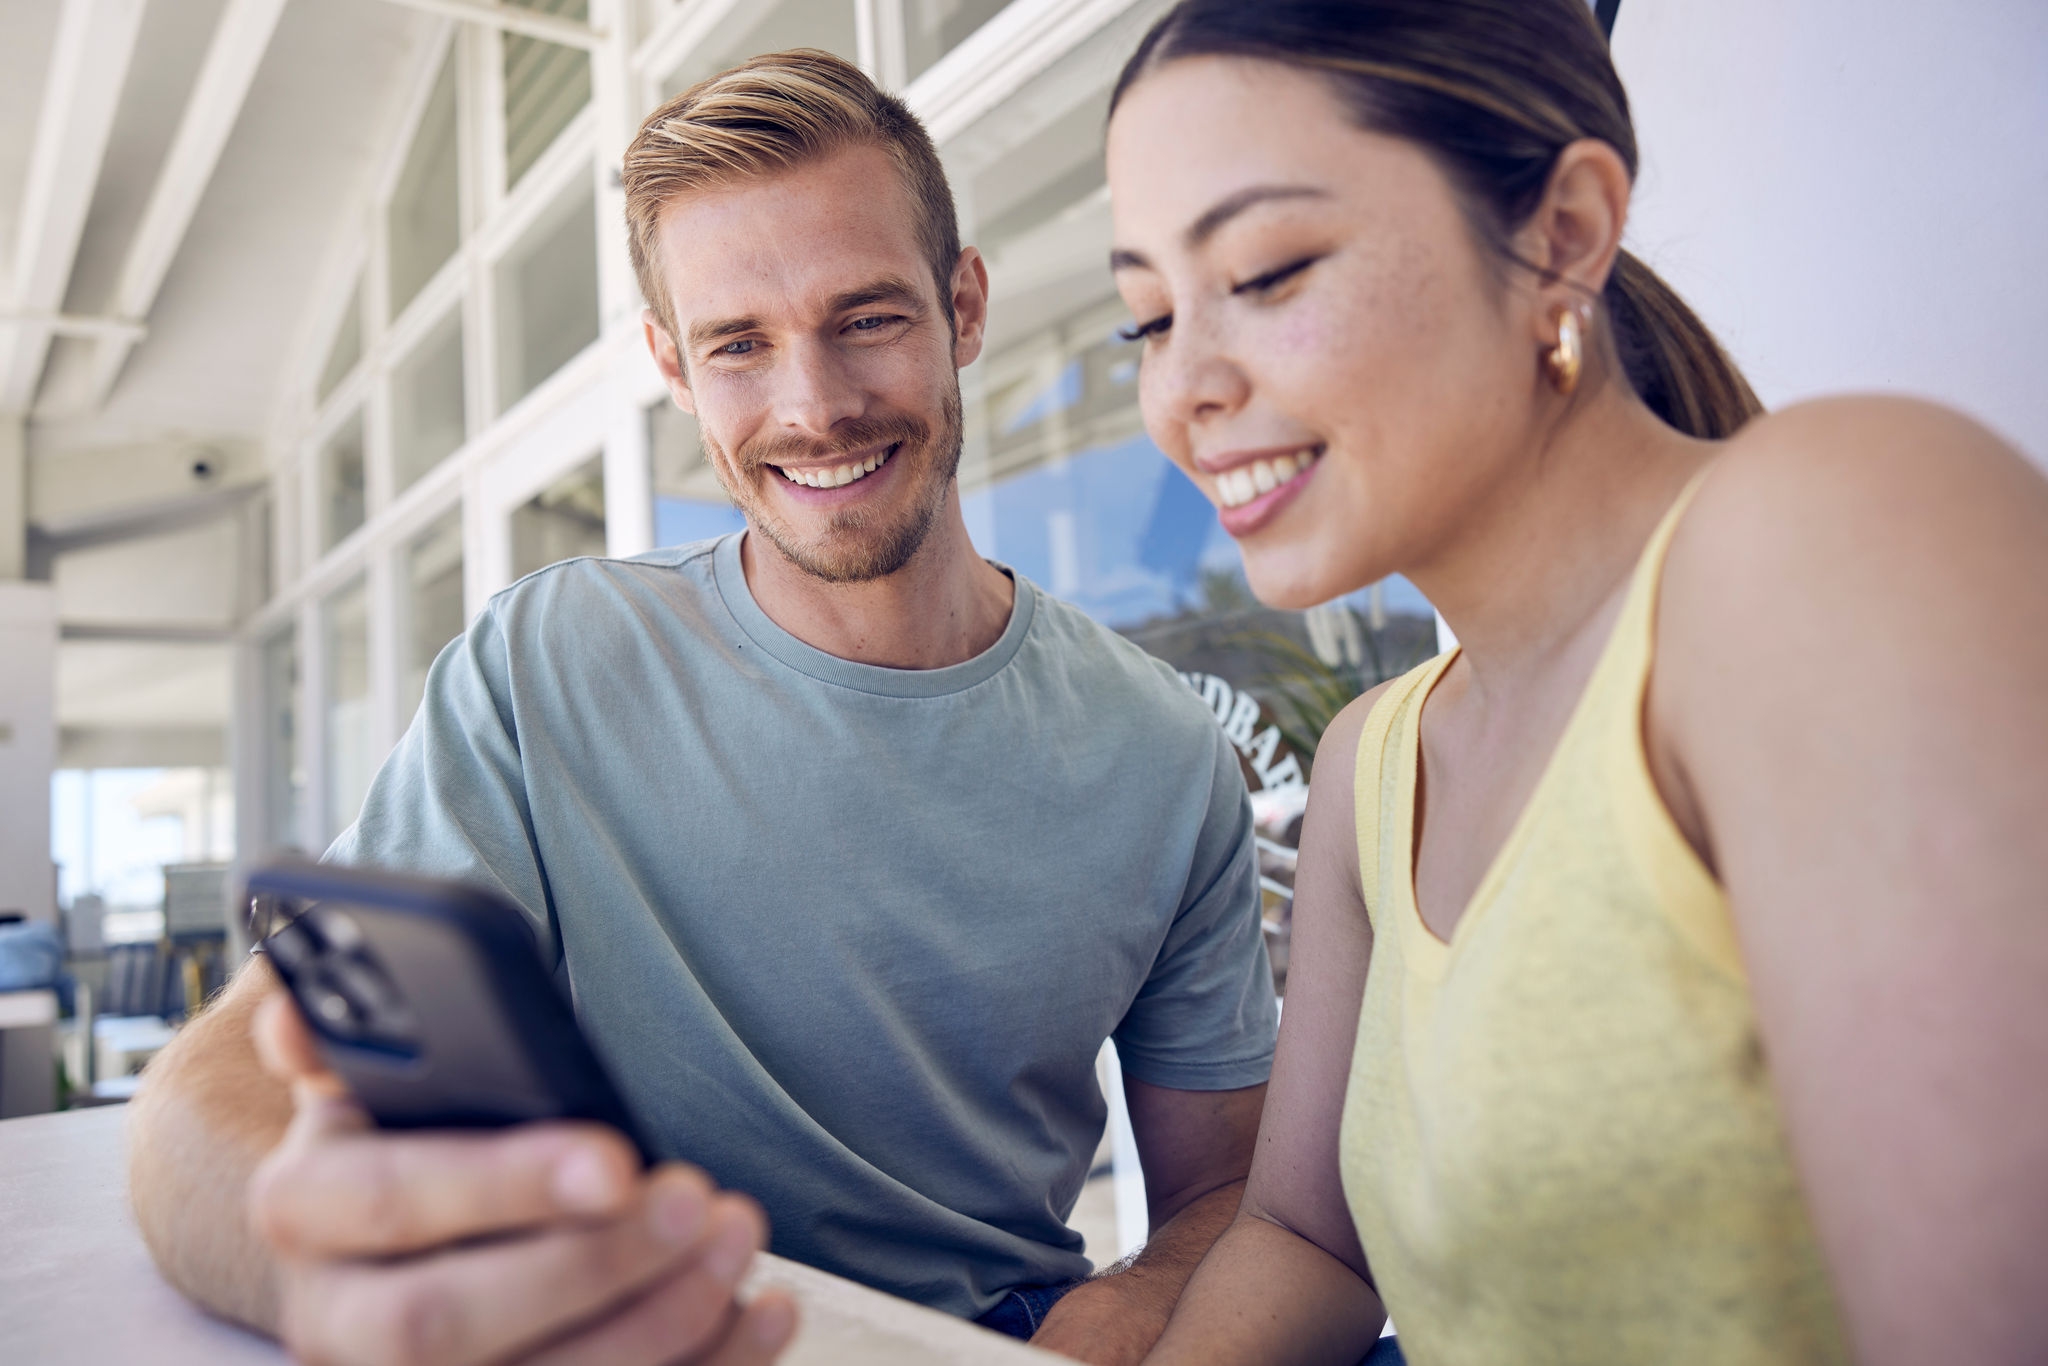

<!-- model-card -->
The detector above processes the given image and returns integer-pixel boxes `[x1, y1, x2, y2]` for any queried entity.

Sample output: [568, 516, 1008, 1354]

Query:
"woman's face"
[1107, 57, 1542, 608]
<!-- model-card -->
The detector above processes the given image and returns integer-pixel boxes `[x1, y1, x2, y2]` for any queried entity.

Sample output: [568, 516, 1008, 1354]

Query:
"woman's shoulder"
[1650, 391, 2048, 805]
[1680, 395, 2035, 553]
[1664, 395, 2043, 630]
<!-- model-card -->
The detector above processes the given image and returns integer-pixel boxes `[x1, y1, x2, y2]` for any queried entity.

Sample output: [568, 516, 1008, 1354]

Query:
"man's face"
[645, 143, 986, 583]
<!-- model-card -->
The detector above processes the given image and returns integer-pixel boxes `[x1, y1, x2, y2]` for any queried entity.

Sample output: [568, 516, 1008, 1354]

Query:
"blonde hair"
[622, 49, 961, 347]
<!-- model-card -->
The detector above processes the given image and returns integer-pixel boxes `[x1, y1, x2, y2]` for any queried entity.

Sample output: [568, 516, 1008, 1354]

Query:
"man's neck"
[738, 497, 1016, 670]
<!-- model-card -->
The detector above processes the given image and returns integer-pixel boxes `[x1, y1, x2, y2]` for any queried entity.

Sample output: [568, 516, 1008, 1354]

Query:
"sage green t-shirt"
[329, 532, 1276, 1317]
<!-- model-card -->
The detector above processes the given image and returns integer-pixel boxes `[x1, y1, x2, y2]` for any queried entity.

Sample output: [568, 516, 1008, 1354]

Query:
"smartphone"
[247, 860, 651, 1163]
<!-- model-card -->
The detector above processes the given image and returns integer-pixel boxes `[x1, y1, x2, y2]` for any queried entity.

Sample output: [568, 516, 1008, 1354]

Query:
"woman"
[1102, 2, 2048, 1363]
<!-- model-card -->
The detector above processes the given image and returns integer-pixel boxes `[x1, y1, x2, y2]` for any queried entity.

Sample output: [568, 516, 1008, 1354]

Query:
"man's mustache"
[740, 414, 930, 472]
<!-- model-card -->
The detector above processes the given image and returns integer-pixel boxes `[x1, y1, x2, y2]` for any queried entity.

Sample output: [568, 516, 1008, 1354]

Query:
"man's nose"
[771, 336, 865, 438]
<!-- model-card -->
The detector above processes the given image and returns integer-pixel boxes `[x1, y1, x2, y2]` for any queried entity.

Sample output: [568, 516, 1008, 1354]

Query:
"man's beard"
[706, 384, 964, 585]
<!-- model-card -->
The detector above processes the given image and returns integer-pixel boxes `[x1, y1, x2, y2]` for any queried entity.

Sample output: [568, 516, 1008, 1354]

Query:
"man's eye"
[848, 315, 896, 332]
[719, 339, 757, 356]
[1117, 314, 1171, 343]
[1232, 256, 1319, 296]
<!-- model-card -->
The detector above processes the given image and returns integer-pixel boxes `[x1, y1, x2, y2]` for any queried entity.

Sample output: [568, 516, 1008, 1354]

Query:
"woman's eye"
[1117, 314, 1172, 343]
[1232, 256, 1319, 296]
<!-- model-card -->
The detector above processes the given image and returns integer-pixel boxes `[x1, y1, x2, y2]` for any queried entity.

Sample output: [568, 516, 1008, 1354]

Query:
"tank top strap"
[1584, 466, 1742, 978]
[1352, 652, 1456, 934]
[1609, 468, 1714, 655]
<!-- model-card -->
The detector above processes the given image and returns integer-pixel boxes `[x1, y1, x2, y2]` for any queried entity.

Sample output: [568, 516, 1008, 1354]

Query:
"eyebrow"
[1110, 183, 1332, 272]
[828, 276, 928, 314]
[685, 276, 929, 352]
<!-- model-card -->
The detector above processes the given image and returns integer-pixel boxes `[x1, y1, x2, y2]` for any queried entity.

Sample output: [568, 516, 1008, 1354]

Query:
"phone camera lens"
[318, 908, 365, 950]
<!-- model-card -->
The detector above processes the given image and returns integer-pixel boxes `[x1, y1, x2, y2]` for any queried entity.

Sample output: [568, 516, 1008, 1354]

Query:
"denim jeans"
[975, 1281, 1079, 1339]
[979, 1284, 1404, 1366]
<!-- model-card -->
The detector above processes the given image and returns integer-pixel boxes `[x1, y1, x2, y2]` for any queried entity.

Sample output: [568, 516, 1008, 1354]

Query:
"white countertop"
[0, 1105, 1059, 1364]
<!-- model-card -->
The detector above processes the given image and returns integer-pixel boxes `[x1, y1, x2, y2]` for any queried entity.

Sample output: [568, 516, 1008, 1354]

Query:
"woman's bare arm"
[1656, 397, 2048, 1365]
[1145, 685, 1393, 1365]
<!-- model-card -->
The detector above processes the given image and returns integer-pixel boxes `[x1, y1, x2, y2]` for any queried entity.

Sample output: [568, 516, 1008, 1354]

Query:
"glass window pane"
[649, 400, 745, 546]
[318, 412, 366, 554]
[392, 310, 467, 493]
[262, 627, 302, 853]
[495, 184, 598, 410]
[388, 52, 461, 319]
[660, 0, 860, 99]
[402, 509, 466, 725]
[317, 278, 362, 404]
[324, 578, 372, 843]
[904, 0, 1011, 83]
[512, 456, 606, 577]
[503, 0, 591, 188]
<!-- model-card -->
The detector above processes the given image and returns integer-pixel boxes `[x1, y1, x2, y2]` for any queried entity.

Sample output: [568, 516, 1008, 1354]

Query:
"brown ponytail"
[1112, 0, 1763, 440]
[1605, 250, 1760, 438]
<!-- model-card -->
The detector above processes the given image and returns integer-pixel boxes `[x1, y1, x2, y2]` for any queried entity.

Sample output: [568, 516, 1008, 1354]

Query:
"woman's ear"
[1516, 137, 1632, 326]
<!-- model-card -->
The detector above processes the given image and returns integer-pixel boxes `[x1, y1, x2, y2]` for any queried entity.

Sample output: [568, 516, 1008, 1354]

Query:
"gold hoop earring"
[1545, 305, 1584, 396]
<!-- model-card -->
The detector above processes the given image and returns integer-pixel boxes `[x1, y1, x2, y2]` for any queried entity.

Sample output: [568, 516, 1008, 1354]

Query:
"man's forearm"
[1030, 1179, 1247, 1363]
[127, 962, 293, 1333]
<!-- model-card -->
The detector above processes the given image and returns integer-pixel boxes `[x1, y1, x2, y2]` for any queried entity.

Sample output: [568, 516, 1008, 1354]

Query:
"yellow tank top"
[1337, 481, 1848, 1364]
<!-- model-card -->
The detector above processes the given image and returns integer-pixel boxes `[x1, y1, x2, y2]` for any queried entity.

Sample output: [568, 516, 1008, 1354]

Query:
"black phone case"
[247, 861, 651, 1163]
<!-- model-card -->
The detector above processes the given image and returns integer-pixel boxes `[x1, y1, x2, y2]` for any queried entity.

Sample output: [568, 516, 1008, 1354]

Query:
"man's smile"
[769, 441, 902, 492]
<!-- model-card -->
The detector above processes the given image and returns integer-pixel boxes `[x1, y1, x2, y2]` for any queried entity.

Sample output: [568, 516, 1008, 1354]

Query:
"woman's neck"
[1409, 381, 1717, 704]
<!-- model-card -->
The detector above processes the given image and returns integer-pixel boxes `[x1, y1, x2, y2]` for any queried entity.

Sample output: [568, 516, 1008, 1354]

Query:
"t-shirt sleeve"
[1112, 725, 1278, 1091]
[323, 605, 561, 964]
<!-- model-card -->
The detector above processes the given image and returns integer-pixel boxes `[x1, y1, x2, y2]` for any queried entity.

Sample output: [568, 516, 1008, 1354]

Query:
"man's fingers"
[281, 1180, 752, 1366]
[521, 1201, 783, 1366]
[252, 1121, 647, 1257]
[697, 1292, 800, 1366]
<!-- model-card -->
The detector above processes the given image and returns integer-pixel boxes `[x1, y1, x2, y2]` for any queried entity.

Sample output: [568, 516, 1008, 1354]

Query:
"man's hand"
[246, 989, 797, 1366]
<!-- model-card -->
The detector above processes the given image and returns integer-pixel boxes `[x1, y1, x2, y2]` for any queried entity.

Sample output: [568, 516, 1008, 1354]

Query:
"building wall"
[1613, 0, 2048, 465]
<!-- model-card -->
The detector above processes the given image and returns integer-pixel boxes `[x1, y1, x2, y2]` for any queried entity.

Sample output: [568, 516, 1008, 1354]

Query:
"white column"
[1096, 1039, 1150, 1259]
[0, 582, 58, 924]
[0, 416, 23, 581]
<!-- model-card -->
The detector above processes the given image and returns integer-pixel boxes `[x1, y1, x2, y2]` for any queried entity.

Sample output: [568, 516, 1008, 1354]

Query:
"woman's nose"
[1145, 312, 1252, 429]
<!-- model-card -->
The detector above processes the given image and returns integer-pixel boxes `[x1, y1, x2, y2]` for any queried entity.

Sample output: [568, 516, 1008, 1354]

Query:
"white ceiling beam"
[0, 310, 147, 344]
[0, 0, 148, 413]
[72, 0, 291, 414]
[377, 0, 605, 50]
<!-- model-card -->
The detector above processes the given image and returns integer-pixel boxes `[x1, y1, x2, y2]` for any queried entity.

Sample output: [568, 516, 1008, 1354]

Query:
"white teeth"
[778, 445, 894, 490]
[1216, 448, 1321, 509]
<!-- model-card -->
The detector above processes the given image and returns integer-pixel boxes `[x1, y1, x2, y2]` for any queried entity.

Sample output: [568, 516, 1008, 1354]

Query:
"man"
[129, 51, 1274, 1366]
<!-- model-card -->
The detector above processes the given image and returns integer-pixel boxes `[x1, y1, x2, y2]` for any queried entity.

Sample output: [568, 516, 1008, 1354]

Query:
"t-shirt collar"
[711, 530, 1036, 698]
